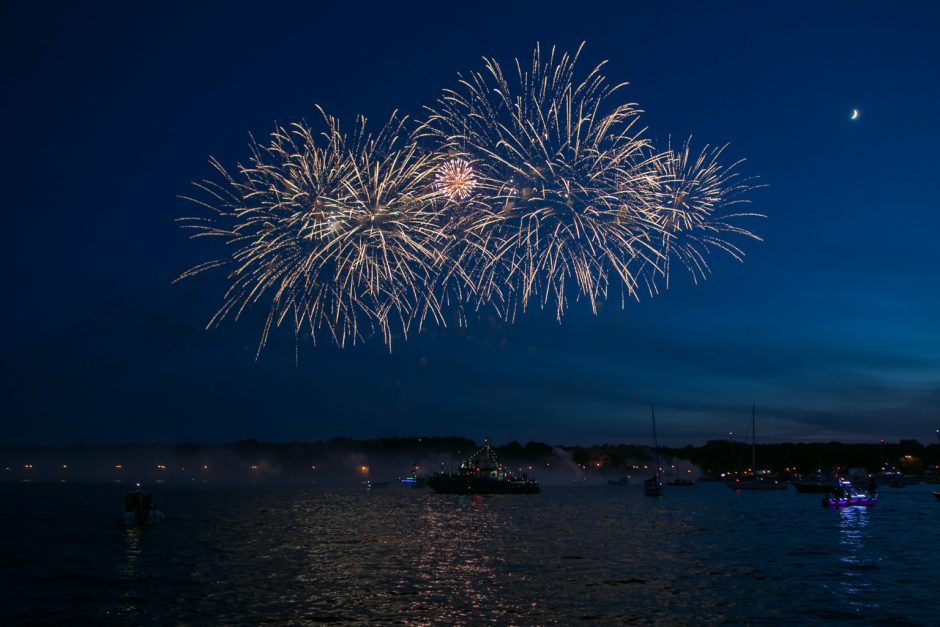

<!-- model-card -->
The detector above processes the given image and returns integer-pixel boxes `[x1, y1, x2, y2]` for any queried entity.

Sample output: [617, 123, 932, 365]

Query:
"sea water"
[1, 481, 936, 624]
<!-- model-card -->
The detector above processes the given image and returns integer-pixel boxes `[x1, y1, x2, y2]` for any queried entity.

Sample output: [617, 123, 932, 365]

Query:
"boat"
[727, 404, 788, 491]
[399, 462, 427, 489]
[881, 469, 920, 487]
[669, 464, 697, 486]
[880, 469, 906, 488]
[123, 488, 164, 525]
[791, 472, 840, 494]
[427, 441, 539, 495]
[822, 479, 878, 508]
[933, 492, 940, 501]
[644, 407, 664, 497]
[607, 476, 631, 486]
[729, 474, 787, 490]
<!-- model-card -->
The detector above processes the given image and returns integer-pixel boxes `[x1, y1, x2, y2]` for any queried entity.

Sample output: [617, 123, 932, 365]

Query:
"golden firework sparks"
[179, 44, 763, 352]
[648, 138, 765, 290]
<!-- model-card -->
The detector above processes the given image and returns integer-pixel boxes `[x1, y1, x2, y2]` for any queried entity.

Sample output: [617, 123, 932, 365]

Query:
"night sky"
[5, 1, 939, 445]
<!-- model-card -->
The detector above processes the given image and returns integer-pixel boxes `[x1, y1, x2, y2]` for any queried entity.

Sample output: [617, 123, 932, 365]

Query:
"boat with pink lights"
[822, 479, 877, 508]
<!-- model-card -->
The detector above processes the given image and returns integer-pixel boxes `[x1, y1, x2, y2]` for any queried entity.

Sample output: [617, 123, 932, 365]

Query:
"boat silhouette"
[428, 440, 539, 495]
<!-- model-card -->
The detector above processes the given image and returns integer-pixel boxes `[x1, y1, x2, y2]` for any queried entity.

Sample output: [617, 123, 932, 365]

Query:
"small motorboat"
[399, 463, 427, 489]
[822, 479, 877, 508]
[123, 489, 164, 525]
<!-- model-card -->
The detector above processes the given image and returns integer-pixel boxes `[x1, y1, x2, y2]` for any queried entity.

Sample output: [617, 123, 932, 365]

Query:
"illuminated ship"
[427, 441, 539, 495]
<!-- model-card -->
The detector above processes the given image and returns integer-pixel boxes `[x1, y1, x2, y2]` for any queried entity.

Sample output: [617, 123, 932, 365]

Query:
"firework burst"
[418, 42, 665, 321]
[177, 109, 447, 351]
[179, 43, 763, 352]
[435, 157, 477, 201]
[646, 138, 764, 290]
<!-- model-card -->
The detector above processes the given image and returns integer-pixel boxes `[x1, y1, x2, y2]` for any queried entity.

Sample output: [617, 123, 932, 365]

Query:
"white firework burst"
[435, 157, 477, 201]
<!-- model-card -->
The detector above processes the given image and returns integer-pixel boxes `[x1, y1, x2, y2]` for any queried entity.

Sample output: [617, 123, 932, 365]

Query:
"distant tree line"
[2, 437, 936, 482]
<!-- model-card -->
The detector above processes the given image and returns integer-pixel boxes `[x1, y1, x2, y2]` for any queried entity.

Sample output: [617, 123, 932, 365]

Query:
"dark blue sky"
[4, 1, 939, 445]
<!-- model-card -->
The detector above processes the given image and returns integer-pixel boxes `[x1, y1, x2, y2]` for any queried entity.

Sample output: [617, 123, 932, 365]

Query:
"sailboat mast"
[751, 403, 757, 473]
[652, 406, 661, 480]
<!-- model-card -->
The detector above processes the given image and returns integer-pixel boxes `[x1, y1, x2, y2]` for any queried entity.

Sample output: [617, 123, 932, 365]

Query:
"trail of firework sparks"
[178, 44, 764, 352]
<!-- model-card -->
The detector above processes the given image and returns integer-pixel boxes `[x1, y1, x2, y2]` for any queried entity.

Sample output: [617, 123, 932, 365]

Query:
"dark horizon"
[4, 435, 936, 488]
[5, 1, 940, 445]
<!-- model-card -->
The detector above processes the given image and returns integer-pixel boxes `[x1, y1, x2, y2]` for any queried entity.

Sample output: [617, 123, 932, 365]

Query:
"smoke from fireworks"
[178, 44, 763, 351]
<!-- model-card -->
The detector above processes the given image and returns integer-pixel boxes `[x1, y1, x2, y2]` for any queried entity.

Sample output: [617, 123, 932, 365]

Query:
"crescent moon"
[850, 109, 859, 120]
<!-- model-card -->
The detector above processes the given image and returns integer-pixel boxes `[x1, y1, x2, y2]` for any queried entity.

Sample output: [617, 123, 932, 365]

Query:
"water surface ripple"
[1, 482, 936, 624]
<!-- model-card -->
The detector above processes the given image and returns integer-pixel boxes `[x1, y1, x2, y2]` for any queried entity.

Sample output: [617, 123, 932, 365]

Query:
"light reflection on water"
[0, 482, 937, 625]
[413, 495, 512, 622]
[119, 527, 142, 623]
[836, 505, 878, 612]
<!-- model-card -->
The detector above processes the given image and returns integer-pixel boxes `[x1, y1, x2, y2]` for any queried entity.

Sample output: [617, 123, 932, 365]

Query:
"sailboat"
[727, 404, 787, 491]
[644, 407, 664, 496]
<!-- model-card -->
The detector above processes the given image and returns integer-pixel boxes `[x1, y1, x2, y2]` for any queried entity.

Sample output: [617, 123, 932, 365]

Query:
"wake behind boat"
[428, 441, 539, 495]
